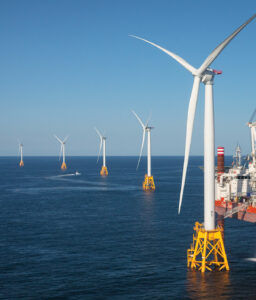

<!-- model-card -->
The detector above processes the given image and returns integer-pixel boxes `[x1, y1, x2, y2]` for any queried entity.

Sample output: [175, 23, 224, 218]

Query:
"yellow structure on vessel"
[19, 160, 24, 167]
[143, 174, 155, 191]
[100, 166, 108, 176]
[61, 162, 67, 171]
[187, 222, 229, 273]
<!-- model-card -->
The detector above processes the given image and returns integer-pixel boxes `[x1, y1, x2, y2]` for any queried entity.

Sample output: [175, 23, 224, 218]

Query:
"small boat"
[75, 171, 81, 176]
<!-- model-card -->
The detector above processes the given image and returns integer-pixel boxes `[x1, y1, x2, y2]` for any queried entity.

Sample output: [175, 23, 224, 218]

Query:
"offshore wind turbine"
[54, 135, 69, 170]
[131, 14, 256, 272]
[132, 110, 155, 191]
[18, 141, 24, 167]
[95, 127, 108, 176]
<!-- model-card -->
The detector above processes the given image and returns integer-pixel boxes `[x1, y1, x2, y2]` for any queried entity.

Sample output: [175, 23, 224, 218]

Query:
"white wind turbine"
[95, 127, 108, 176]
[132, 110, 155, 191]
[248, 109, 256, 165]
[54, 135, 69, 170]
[131, 14, 256, 230]
[18, 140, 24, 167]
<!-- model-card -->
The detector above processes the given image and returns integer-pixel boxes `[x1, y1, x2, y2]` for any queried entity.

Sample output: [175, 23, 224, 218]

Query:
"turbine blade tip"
[129, 34, 143, 41]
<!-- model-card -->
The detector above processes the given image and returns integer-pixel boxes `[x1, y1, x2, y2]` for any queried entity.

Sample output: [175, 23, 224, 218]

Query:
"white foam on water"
[46, 176, 107, 186]
[46, 175, 129, 188]
[10, 185, 138, 195]
[245, 258, 256, 262]
[48, 172, 79, 178]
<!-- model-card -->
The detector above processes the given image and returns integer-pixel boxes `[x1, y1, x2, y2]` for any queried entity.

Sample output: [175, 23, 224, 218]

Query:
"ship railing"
[224, 202, 249, 219]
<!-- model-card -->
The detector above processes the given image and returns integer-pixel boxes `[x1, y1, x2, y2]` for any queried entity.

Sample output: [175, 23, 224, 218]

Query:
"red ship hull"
[215, 200, 256, 223]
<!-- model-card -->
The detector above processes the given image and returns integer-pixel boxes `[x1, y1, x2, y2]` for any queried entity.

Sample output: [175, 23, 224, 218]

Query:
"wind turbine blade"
[137, 128, 146, 170]
[97, 138, 103, 163]
[178, 76, 201, 214]
[197, 14, 256, 75]
[63, 135, 69, 143]
[17, 139, 20, 152]
[95, 127, 103, 139]
[59, 144, 63, 161]
[130, 35, 197, 74]
[54, 135, 63, 144]
[132, 110, 145, 129]
[249, 108, 256, 123]
[145, 111, 152, 127]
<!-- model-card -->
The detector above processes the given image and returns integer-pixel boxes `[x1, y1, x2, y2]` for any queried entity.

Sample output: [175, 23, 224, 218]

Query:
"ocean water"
[0, 156, 256, 299]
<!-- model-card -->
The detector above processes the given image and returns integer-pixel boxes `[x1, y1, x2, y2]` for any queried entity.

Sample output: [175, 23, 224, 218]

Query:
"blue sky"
[1, 0, 256, 156]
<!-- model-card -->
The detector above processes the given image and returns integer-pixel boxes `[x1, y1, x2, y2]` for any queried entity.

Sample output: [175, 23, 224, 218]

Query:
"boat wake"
[245, 258, 256, 262]
[10, 185, 138, 194]
[49, 171, 81, 178]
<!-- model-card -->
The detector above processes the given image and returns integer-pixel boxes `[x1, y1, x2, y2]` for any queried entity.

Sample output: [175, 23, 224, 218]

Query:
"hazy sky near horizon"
[1, 0, 256, 156]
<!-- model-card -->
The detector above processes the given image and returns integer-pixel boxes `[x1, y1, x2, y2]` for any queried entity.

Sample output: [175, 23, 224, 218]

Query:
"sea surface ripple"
[0, 156, 256, 299]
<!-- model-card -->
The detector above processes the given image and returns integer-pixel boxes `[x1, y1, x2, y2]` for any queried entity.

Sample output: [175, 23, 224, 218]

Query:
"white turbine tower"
[18, 140, 24, 167]
[132, 110, 155, 191]
[95, 127, 108, 176]
[54, 135, 69, 170]
[131, 14, 256, 272]
[247, 109, 256, 166]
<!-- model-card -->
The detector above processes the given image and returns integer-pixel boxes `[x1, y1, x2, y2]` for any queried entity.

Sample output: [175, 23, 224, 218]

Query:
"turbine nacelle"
[194, 69, 223, 79]
[54, 135, 69, 145]
[200, 68, 222, 83]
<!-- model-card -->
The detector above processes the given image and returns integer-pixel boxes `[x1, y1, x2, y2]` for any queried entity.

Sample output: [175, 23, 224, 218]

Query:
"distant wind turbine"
[95, 127, 108, 176]
[132, 110, 155, 191]
[54, 135, 69, 170]
[18, 140, 24, 167]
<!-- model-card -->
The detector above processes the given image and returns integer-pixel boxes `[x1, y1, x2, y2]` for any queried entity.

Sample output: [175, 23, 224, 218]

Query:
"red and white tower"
[217, 147, 225, 181]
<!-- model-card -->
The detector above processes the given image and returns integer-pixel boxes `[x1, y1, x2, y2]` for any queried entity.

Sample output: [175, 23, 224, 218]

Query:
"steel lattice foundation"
[61, 162, 67, 170]
[143, 175, 155, 191]
[100, 166, 108, 176]
[187, 222, 229, 272]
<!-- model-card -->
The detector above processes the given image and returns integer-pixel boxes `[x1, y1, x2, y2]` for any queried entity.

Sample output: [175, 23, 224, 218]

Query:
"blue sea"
[0, 156, 256, 299]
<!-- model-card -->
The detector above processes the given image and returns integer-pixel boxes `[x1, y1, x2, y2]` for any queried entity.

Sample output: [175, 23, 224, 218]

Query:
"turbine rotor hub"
[201, 68, 221, 84]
